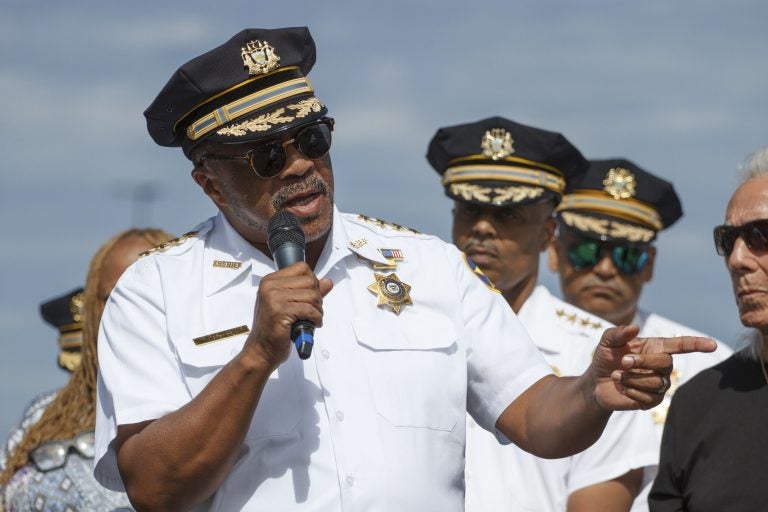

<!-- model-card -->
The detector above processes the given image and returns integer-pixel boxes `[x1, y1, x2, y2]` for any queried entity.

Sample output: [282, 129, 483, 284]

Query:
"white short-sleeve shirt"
[466, 286, 658, 511]
[94, 208, 551, 512]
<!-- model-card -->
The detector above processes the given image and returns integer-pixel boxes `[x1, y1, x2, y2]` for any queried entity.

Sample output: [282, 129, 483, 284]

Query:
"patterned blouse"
[1, 391, 132, 512]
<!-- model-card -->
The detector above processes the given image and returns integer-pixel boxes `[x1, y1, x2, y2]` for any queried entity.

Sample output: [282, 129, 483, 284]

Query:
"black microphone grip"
[267, 211, 315, 360]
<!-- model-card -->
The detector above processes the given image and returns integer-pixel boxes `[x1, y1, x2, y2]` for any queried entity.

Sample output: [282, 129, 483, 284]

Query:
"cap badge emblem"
[603, 167, 637, 199]
[481, 128, 514, 160]
[241, 40, 281, 76]
[69, 292, 84, 323]
[367, 273, 413, 314]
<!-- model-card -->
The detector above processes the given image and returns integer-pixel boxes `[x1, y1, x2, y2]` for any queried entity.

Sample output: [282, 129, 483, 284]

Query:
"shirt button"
[336, 411, 345, 422]
[321, 349, 330, 359]
[346, 475, 355, 487]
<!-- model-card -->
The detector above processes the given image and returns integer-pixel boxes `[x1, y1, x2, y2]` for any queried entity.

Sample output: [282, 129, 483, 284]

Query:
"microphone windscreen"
[267, 211, 305, 252]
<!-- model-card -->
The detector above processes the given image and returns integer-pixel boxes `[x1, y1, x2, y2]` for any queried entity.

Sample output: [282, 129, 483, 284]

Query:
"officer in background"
[0, 288, 85, 499]
[547, 159, 733, 510]
[40, 288, 86, 373]
[428, 118, 657, 511]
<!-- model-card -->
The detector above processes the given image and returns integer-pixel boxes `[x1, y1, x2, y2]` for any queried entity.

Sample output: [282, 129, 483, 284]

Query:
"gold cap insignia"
[603, 167, 637, 200]
[367, 273, 413, 314]
[69, 291, 84, 324]
[241, 40, 281, 76]
[481, 128, 514, 160]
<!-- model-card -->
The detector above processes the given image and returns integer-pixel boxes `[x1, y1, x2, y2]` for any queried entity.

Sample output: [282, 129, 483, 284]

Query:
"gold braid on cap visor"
[556, 190, 663, 231]
[185, 72, 314, 141]
[441, 156, 565, 195]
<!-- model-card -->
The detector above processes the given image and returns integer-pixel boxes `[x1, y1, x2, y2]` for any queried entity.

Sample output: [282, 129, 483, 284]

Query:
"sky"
[1, 0, 766, 436]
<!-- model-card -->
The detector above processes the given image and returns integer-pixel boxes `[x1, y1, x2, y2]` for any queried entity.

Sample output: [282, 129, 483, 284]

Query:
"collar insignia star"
[367, 273, 413, 314]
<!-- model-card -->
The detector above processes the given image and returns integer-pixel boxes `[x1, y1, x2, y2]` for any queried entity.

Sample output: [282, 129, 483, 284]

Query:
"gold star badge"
[367, 273, 413, 314]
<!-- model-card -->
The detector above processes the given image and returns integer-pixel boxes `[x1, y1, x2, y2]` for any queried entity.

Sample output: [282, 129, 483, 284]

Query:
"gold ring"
[660, 375, 670, 393]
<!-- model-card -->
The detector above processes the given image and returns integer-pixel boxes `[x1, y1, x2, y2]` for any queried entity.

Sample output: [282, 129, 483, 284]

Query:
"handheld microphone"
[267, 211, 314, 360]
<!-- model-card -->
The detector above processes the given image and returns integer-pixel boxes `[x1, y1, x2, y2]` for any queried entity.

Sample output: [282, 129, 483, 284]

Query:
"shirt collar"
[205, 207, 358, 296]
[519, 285, 560, 353]
[204, 213, 266, 296]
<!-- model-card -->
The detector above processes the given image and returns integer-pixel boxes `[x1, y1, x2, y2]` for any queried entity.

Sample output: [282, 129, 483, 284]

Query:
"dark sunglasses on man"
[566, 238, 651, 275]
[29, 430, 95, 472]
[198, 117, 334, 178]
[713, 219, 768, 256]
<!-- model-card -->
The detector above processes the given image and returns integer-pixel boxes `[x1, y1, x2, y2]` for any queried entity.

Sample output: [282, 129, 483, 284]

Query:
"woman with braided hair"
[0, 228, 173, 512]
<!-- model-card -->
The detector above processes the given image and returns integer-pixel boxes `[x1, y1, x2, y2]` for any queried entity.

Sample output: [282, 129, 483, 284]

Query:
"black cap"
[144, 27, 328, 158]
[426, 116, 588, 207]
[557, 158, 683, 243]
[40, 287, 85, 372]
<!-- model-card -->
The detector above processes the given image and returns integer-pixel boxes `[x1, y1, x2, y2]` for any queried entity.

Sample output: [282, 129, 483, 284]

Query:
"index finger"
[646, 336, 717, 355]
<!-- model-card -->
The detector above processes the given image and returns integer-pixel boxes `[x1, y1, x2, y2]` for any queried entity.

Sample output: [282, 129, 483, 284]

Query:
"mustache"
[578, 277, 622, 294]
[462, 239, 498, 256]
[271, 175, 331, 210]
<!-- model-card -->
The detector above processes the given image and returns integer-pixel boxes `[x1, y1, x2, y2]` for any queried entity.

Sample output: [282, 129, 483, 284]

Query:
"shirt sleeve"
[455, 248, 552, 439]
[94, 256, 190, 492]
[567, 409, 659, 493]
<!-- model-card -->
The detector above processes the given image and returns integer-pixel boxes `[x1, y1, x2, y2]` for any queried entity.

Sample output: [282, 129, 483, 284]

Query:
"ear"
[547, 240, 560, 273]
[192, 168, 226, 207]
[540, 216, 556, 252]
[642, 246, 656, 283]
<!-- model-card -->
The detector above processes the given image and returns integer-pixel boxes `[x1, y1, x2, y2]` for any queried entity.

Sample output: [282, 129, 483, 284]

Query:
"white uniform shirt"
[466, 286, 658, 512]
[630, 308, 733, 512]
[94, 209, 552, 512]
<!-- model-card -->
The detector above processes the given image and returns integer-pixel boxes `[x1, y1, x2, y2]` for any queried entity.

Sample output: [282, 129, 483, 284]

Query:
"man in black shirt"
[649, 146, 768, 511]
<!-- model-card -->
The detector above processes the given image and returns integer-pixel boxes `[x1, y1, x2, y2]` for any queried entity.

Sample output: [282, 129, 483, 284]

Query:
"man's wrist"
[236, 340, 282, 376]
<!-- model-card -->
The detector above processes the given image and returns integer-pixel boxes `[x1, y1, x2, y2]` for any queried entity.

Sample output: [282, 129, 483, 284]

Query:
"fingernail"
[622, 355, 635, 368]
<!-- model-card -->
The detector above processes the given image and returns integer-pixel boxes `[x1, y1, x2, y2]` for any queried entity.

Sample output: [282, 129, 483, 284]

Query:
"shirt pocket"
[352, 313, 464, 431]
[174, 336, 303, 439]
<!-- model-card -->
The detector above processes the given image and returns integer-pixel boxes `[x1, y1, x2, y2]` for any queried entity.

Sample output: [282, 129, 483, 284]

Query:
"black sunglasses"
[713, 219, 768, 256]
[567, 239, 650, 275]
[199, 117, 334, 178]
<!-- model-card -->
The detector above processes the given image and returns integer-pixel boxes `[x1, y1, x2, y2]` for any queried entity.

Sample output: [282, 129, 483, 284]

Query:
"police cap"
[556, 158, 683, 243]
[144, 27, 327, 158]
[427, 116, 588, 207]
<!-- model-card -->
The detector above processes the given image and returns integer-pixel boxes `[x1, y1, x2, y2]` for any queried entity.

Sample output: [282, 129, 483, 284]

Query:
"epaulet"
[354, 214, 421, 234]
[139, 230, 199, 258]
[554, 306, 605, 331]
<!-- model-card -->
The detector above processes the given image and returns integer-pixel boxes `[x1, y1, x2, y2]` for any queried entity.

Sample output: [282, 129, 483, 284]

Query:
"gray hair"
[739, 329, 765, 362]
[739, 145, 768, 183]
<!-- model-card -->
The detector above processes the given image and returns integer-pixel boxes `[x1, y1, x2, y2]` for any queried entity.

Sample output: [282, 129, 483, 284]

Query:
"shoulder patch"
[356, 215, 421, 234]
[463, 254, 500, 293]
[139, 231, 199, 258]
[554, 307, 604, 330]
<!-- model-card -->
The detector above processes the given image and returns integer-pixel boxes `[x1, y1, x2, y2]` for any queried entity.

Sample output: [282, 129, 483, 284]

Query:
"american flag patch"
[379, 248, 404, 260]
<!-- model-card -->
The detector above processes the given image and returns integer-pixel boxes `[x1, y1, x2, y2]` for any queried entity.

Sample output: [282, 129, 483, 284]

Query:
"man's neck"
[612, 309, 638, 328]
[502, 276, 538, 314]
[304, 235, 328, 269]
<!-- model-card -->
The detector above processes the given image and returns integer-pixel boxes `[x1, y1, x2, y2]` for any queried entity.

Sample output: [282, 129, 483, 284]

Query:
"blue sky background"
[2, 1, 766, 435]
